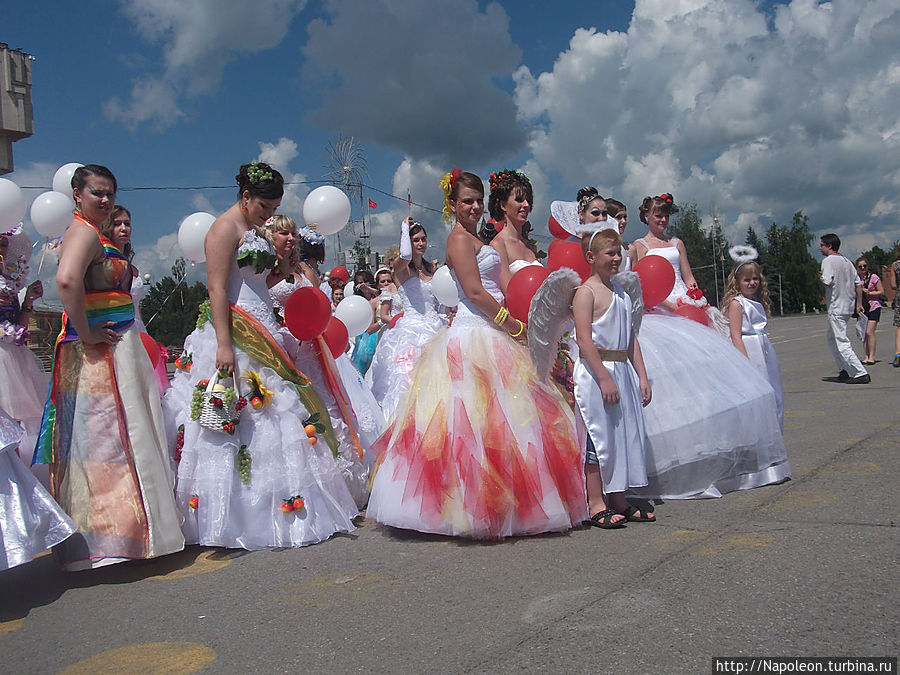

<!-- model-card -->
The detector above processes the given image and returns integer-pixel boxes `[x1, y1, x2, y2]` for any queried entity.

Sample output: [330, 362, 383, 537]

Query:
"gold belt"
[597, 349, 627, 362]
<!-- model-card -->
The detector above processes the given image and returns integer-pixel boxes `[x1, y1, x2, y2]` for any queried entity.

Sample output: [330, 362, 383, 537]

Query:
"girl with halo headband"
[263, 214, 378, 507]
[626, 193, 790, 499]
[366, 169, 586, 539]
[35, 164, 184, 569]
[374, 266, 403, 326]
[721, 246, 784, 429]
[162, 162, 359, 550]
[0, 226, 50, 479]
[366, 217, 442, 421]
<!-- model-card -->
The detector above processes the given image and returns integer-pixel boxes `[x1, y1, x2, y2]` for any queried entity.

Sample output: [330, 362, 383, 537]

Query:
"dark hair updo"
[638, 193, 679, 224]
[72, 164, 118, 193]
[236, 161, 284, 201]
[576, 187, 604, 214]
[488, 169, 533, 221]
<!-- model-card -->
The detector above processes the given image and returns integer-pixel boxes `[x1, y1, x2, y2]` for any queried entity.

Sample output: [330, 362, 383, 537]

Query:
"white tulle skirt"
[0, 409, 76, 570]
[630, 313, 790, 499]
[163, 322, 360, 550]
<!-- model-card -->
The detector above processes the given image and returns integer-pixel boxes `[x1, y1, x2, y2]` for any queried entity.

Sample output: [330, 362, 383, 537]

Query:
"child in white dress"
[572, 229, 653, 529]
[722, 249, 784, 429]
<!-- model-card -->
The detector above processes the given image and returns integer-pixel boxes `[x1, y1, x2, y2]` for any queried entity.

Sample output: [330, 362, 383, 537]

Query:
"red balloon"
[284, 287, 332, 341]
[633, 256, 676, 308]
[674, 303, 710, 326]
[321, 317, 349, 359]
[388, 312, 404, 329]
[488, 218, 504, 233]
[140, 332, 160, 368]
[547, 240, 590, 282]
[548, 215, 569, 240]
[507, 265, 550, 322]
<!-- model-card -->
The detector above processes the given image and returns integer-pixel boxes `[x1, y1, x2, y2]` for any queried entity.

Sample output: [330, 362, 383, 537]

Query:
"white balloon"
[52, 162, 83, 196]
[302, 186, 351, 236]
[178, 212, 216, 263]
[0, 178, 26, 229]
[30, 191, 74, 238]
[334, 295, 372, 338]
[343, 281, 354, 297]
[431, 265, 459, 306]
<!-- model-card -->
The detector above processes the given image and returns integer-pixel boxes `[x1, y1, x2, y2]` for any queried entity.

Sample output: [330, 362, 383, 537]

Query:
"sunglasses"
[590, 208, 609, 218]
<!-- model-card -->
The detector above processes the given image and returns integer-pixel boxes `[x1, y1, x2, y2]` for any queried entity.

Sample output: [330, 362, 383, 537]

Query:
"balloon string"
[37, 238, 48, 274]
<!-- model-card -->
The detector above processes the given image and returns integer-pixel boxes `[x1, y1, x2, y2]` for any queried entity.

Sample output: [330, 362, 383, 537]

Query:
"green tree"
[667, 203, 731, 305]
[763, 212, 822, 314]
[140, 258, 209, 347]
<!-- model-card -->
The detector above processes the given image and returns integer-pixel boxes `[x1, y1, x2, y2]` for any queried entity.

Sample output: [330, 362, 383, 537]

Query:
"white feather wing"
[527, 268, 580, 381]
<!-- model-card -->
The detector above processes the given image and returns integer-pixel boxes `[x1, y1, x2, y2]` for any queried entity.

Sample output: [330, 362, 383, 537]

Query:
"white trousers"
[827, 313, 867, 378]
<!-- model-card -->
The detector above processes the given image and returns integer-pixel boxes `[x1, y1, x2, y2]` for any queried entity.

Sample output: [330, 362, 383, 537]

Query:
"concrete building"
[0, 43, 34, 175]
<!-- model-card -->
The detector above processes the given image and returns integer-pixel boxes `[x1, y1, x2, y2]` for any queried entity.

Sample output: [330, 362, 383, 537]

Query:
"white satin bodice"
[225, 229, 281, 336]
[587, 283, 633, 352]
[451, 246, 504, 326]
[509, 259, 543, 276]
[738, 296, 768, 337]
[268, 274, 313, 310]
[396, 276, 439, 323]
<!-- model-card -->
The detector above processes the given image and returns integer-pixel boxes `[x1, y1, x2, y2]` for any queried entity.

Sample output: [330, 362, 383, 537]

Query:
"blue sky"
[4, 0, 899, 301]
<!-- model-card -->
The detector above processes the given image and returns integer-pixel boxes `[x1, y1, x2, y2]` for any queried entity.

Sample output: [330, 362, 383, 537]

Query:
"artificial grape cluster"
[237, 445, 251, 484]
[235, 397, 248, 412]
[189, 387, 204, 420]
[222, 387, 235, 406]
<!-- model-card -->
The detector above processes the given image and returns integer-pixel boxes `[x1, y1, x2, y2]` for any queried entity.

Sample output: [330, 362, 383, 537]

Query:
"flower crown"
[247, 161, 274, 184]
[298, 224, 325, 245]
[489, 169, 528, 192]
[439, 166, 462, 223]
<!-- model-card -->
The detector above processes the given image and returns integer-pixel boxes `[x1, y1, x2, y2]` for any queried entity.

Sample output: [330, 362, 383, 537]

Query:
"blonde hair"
[721, 261, 770, 315]
[580, 229, 622, 258]
[262, 214, 297, 240]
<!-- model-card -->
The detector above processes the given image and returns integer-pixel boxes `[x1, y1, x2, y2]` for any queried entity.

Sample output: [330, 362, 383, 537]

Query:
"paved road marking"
[817, 461, 881, 477]
[0, 618, 25, 636]
[693, 532, 775, 556]
[276, 571, 403, 609]
[58, 642, 216, 674]
[143, 550, 232, 581]
[763, 490, 837, 511]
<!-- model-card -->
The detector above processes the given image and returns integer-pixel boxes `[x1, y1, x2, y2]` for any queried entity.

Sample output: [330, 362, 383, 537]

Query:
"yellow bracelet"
[508, 319, 524, 338]
[493, 306, 509, 326]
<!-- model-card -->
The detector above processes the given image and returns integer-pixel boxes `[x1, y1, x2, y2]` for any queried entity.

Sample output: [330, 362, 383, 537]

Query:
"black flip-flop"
[620, 505, 656, 523]
[587, 509, 626, 529]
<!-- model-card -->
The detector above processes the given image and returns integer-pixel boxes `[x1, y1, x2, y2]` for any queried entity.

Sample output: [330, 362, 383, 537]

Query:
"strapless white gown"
[367, 276, 444, 421]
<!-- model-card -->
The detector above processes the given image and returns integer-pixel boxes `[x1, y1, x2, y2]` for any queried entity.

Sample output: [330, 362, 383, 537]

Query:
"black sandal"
[620, 505, 656, 522]
[587, 509, 626, 529]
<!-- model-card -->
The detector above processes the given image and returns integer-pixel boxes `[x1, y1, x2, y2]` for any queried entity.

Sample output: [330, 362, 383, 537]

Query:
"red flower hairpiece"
[449, 166, 461, 190]
[657, 193, 674, 203]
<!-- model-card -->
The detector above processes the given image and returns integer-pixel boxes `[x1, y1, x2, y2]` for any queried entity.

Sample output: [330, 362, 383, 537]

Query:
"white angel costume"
[735, 296, 784, 429]
[630, 240, 790, 499]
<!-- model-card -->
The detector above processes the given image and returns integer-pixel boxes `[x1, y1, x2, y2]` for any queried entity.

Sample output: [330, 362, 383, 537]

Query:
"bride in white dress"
[629, 194, 790, 499]
[263, 215, 379, 506]
[367, 218, 443, 421]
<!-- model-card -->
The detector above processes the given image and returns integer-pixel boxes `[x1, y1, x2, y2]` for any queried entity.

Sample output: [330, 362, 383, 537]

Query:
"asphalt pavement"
[1, 313, 897, 674]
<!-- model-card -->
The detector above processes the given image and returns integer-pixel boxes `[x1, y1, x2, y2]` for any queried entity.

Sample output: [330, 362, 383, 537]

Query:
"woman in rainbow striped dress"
[35, 164, 184, 570]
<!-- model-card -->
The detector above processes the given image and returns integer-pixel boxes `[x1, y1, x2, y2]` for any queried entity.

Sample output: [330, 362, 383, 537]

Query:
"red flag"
[368, 199, 377, 210]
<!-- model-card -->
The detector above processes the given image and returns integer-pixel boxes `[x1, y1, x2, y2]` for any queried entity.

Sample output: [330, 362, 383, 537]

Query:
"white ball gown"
[734, 296, 784, 429]
[0, 407, 76, 570]
[572, 283, 648, 493]
[367, 245, 587, 538]
[269, 276, 382, 508]
[367, 275, 444, 420]
[630, 239, 790, 499]
[131, 275, 169, 396]
[162, 230, 359, 550]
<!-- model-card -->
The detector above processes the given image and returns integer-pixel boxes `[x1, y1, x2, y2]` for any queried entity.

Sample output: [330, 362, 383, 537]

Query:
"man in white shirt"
[820, 233, 869, 384]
